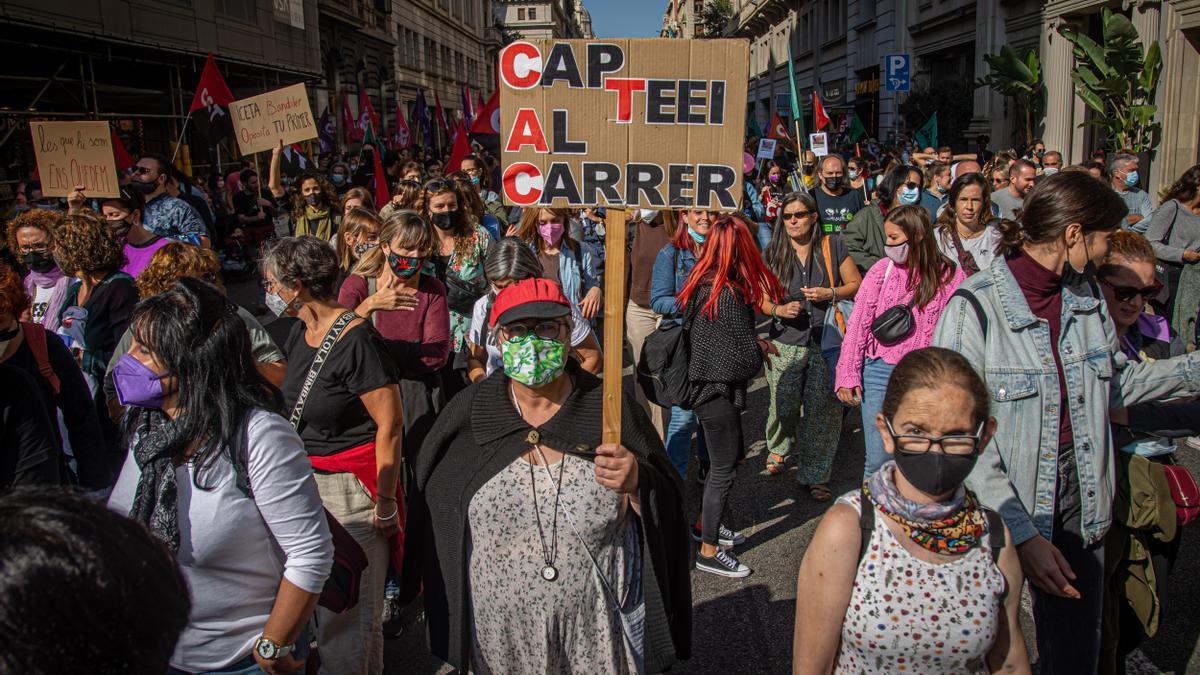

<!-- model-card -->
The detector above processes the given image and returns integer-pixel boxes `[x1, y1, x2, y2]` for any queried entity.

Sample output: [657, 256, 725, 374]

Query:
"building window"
[518, 8, 526, 19]
[795, 9, 812, 54]
[218, 0, 255, 22]
[824, 0, 845, 40]
[529, 7, 537, 20]
[425, 39, 435, 72]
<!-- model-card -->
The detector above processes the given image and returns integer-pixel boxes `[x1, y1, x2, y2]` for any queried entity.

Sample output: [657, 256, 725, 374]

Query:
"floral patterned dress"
[835, 491, 1007, 674]
[427, 225, 490, 353]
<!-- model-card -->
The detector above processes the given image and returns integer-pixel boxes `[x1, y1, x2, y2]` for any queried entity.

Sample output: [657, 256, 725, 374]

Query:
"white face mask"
[265, 291, 291, 317]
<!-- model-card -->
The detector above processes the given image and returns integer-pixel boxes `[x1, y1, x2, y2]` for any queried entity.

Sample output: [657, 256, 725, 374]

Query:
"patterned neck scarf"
[865, 461, 986, 555]
[127, 407, 181, 552]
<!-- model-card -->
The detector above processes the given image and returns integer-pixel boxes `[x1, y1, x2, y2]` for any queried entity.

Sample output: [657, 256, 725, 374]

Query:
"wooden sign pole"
[601, 208, 628, 445]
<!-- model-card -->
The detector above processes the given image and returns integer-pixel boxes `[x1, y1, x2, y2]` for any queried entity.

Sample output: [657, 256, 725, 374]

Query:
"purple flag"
[317, 106, 335, 154]
[413, 88, 432, 147]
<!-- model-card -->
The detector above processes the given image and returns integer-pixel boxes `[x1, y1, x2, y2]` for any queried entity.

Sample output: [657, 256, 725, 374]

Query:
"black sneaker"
[691, 523, 746, 547]
[695, 548, 751, 578]
[381, 595, 404, 639]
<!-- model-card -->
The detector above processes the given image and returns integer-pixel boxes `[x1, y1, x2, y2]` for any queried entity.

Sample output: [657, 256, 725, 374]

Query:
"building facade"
[1042, 0, 1200, 193]
[661, 0, 703, 38]
[492, 0, 587, 39]
[0, 0, 321, 175]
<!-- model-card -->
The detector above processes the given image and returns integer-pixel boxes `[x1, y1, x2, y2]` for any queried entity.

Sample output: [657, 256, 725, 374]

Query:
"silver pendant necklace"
[511, 383, 566, 582]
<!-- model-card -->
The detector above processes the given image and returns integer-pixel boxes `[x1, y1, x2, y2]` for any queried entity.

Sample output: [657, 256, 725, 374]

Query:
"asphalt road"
[225, 280, 1200, 674]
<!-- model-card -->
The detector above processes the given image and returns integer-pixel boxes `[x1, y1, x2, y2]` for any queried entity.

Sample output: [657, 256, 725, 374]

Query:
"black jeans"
[695, 395, 744, 546]
[1033, 447, 1106, 675]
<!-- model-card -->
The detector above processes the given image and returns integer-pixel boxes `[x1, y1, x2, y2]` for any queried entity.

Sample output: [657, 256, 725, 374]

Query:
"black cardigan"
[406, 362, 692, 672]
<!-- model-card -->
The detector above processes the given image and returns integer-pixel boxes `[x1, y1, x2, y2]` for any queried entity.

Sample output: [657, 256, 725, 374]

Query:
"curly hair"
[135, 243, 222, 298]
[55, 213, 124, 276]
[261, 236, 340, 301]
[0, 262, 30, 319]
[289, 173, 340, 224]
[6, 208, 62, 254]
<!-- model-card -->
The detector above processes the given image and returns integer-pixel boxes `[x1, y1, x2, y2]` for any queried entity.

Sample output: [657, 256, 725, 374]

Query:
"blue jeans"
[665, 405, 709, 478]
[860, 358, 896, 479]
[756, 221, 773, 250]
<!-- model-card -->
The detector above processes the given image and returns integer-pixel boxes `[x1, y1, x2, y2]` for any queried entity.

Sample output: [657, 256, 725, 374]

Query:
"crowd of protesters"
[2, 125, 1200, 675]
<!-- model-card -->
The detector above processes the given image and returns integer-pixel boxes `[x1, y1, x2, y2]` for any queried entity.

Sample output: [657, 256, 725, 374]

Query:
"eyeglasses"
[884, 418, 984, 456]
[16, 243, 49, 254]
[782, 210, 813, 221]
[902, 182, 921, 190]
[501, 320, 566, 343]
[1101, 278, 1162, 302]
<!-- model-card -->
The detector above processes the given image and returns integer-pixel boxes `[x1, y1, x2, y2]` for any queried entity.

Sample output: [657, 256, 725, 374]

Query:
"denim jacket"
[933, 255, 1200, 546]
[650, 243, 698, 319]
[542, 240, 601, 308]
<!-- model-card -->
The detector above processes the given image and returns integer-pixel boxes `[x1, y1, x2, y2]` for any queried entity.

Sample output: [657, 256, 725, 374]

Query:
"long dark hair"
[995, 171, 1127, 257]
[122, 278, 278, 486]
[935, 172, 993, 239]
[1163, 164, 1200, 205]
[877, 164, 916, 209]
[887, 205, 956, 309]
[764, 191, 820, 289]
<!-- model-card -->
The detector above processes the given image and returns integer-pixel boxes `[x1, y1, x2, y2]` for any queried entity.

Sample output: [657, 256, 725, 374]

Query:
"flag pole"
[169, 112, 193, 166]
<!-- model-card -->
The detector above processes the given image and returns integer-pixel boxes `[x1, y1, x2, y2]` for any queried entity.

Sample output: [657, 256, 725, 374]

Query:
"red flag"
[392, 102, 412, 149]
[476, 92, 487, 118]
[767, 112, 791, 140]
[446, 122, 471, 173]
[372, 147, 389, 208]
[813, 92, 830, 131]
[469, 90, 500, 135]
[189, 54, 233, 113]
[111, 128, 134, 172]
[358, 90, 381, 141]
[341, 91, 362, 142]
[433, 90, 448, 132]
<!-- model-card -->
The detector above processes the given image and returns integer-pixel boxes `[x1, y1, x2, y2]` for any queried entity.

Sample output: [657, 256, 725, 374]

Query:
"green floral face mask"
[500, 334, 566, 387]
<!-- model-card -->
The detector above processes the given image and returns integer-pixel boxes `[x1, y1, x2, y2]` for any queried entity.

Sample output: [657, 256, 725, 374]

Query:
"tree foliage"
[976, 45, 1046, 147]
[1062, 8, 1162, 152]
[697, 0, 734, 38]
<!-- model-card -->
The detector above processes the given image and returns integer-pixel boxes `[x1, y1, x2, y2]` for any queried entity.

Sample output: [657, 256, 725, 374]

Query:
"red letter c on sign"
[499, 42, 543, 90]
[502, 162, 544, 206]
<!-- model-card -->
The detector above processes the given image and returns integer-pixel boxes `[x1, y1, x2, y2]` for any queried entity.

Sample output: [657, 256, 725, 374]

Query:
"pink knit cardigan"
[834, 257, 966, 391]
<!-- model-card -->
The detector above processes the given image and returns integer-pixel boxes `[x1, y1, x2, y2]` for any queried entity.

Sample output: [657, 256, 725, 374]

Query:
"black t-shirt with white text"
[814, 188, 865, 234]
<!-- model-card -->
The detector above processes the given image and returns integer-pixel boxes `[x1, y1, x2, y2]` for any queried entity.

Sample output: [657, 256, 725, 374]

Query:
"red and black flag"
[189, 54, 235, 145]
[468, 89, 500, 156]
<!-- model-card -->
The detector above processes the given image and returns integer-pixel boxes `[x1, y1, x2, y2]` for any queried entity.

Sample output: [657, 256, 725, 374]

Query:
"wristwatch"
[254, 635, 295, 661]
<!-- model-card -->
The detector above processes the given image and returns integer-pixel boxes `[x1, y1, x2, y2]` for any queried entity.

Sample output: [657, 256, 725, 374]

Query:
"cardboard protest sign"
[30, 121, 120, 198]
[756, 138, 777, 161]
[809, 132, 829, 157]
[499, 38, 749, 209]
[230, 83, 318, 155]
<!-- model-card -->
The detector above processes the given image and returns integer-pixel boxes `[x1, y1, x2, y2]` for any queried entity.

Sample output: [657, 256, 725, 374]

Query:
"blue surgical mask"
[331, 174, 346, 185]
[1124, 170, 1139, 188]
[688, 227, 707, 245]
[899, 187, 921, 205]
[470, 175, 481, 186]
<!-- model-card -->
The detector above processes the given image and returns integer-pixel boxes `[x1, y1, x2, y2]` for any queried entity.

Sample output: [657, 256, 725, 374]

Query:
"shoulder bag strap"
[858, 485, 875, 563]
[821, 236, 846, 334]
[950, 288, 989, 338]
[289, 311, 359, 430]
[948, 227, 981, 275]
[21, 322, 60, 396]
[984, 507, 1005, 565]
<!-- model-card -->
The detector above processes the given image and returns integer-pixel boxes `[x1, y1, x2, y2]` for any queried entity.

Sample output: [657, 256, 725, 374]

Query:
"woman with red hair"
[678, 214, 783, 578]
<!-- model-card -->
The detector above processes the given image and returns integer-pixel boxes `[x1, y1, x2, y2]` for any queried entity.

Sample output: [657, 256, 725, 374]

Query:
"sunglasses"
[1101, 278, 1162, 302]
[132, 166, 155, 175]
[782, 210, 813, 221]
[424, 178, 452, 192]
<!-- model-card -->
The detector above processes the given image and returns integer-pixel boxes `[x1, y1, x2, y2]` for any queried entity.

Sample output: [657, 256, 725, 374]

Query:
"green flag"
[746, 109, 762, 140]
[847, 111, 867, 143]
[786, 43, 806, 148]
[914, 112, 938, 149]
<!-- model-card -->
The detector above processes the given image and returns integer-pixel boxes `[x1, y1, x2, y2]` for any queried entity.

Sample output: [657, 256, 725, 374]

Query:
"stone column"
[1149, 0, 1200, 194]
[1041, 15, 1078, 161]
[968, 0, 1005, 144]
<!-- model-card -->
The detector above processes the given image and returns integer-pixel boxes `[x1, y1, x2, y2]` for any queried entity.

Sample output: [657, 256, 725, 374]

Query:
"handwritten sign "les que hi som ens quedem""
[230, 83, 318, 155]
[30, 121, 120, 198]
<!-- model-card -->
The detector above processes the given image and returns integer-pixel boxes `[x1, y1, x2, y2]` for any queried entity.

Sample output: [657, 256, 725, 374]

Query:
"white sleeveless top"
[835, 492, 1007, 674]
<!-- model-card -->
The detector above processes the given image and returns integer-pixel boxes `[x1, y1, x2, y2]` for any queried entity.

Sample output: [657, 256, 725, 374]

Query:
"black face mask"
[431, 210, 462, 231]
[823, 177, 844, 192]
[21, 251, 56, 274]
[892, 449, 979, 496]
[131, 179, 157, 195]
[1061, 237, 1099, 288]
[802, 165, 815, 175]
[304, 193, 323, 207]
[107, 219, 132, 239]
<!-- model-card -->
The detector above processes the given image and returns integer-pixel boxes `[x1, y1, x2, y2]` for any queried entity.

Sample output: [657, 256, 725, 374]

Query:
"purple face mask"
[113, 353, 167, 409]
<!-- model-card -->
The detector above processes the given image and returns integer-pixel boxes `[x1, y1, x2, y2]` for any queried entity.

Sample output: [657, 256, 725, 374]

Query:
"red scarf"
[309, 442, 404, 568]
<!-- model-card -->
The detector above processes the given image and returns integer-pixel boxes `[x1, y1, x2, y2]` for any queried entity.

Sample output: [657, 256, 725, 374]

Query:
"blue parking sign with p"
[885, 54, 910, 92]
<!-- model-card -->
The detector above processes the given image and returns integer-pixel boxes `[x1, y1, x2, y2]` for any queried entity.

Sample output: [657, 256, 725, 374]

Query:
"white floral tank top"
[834, 492, 1007, 674]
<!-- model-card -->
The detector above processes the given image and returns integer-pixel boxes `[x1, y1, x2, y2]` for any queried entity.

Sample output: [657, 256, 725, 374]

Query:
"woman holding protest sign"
[760, 192, 861, 498]
[680, 215, 784, 577]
